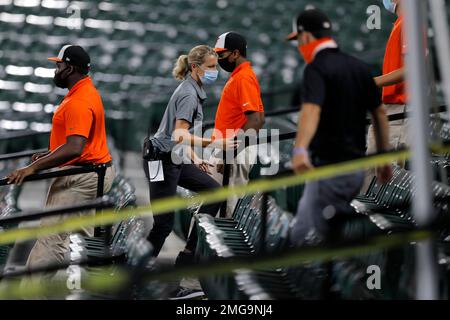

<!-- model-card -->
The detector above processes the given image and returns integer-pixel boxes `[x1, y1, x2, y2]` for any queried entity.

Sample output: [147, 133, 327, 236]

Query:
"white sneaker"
[168, 286, 205, 300]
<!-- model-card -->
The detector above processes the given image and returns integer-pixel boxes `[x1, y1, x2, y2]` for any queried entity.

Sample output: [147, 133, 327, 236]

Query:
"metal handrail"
[0, 149, 47, 162]
[0, 196, 114, 226]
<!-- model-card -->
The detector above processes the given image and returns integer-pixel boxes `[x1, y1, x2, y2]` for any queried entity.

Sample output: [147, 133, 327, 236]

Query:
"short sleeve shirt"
[152, 75, 205, 153]
[302, 48, 381, 164]
[382, 16, 407, 105]
[213, 62, 264, 138]
[50, 77, 112, 166]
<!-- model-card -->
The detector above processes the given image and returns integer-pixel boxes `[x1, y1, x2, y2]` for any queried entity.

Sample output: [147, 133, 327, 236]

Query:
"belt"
[71, 160, 113, 168]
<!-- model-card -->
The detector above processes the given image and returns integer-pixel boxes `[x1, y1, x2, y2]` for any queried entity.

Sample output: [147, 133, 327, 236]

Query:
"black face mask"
[53, 66, 71, 88]
[218, 56, 237, 73]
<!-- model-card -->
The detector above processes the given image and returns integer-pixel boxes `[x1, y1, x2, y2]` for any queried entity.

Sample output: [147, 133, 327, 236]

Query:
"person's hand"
[216, 163, 224, 175]
[6, 165, 36, 185]
[291, 151, 314, 174]
[374, 76, 382, 88]
[197, 160, 214, 174]
[31, 150, 50, 162]
[376, 164, 393, 184]
[210, 138, 240, 150]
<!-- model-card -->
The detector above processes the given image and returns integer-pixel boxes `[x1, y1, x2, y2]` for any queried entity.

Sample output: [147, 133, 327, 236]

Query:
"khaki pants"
[362, 104, 409, 192]
[208, 146, 257, 218]
[25, 166, 115, 270]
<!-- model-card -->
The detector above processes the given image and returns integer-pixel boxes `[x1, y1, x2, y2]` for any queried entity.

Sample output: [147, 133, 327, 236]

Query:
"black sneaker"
[168, 286, 205, 300]
[175, 251, 196, 267]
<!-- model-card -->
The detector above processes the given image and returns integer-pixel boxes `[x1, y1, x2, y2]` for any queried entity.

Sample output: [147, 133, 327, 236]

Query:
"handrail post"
[94, 164, 111, 257]
[220, 164, 231, 218]
[260, 191, 268, 255]
[404, 0, 438, 300]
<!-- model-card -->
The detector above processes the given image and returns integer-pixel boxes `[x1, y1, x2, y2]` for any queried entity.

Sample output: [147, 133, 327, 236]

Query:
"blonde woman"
[143, 45, 236, 262]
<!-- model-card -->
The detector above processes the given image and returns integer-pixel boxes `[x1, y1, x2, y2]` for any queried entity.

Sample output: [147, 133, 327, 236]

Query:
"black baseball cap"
[214, 32, 247, 57]
[286, 7, 332, 41]
[48, 45, 91, 72]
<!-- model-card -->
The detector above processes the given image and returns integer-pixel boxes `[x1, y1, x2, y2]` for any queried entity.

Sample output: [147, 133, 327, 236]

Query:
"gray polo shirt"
[152, 75, 206, 153]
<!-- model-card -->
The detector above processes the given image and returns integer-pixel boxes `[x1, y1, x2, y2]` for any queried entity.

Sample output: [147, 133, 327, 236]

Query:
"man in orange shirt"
[368, 0, 406, 156]
[7, 45, 115, 270]
[210, 32, 265, 216]
[364, 0, 406, 191]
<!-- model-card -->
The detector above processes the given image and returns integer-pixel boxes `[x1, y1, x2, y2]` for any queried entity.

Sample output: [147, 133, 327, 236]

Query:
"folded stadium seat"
[0, 38, 19, 52]
[335, 165, 442, 299]
[96, 80, 122, 97]
[356, 166, 403, 204]
[195, 194, 300, 299]
[431, 181, 450, 225]
[431, 157, 450, 185]
[262, 139, 304, 213]
[0, 20, 24, 35]
[145, 99, 170, 133]
[355, 166, 450, 235]
[227, 165, 447, 300]
[94, 7, 125, 22]
[105, 111, 138, 151]
[0, 178, 23, 229]
[0, 245, 10, 270]
[354, 170, 417, 231]
[13, 0, 41, 15]
[109, 27, 138, 42]
[331, 259, 386, 299]
[234, 211, 300, 300]
[0, 184, 22, 219]
[0, 132, 36, 155]
[21, 20, 53, 38]
[195, 195, 258, 299]
[237, 192, 420, 300]
[77, 174, 137, 260]
[232, 206, 329, 300]
[172, 187, 201, 241]
[4, 68, 33, 83]
[0, 89, 25, 109]
[331, 232, 418, 300]
[0, 159, 26, 272]
[358, 169, 448, 230]
[71, 218, 161, 299]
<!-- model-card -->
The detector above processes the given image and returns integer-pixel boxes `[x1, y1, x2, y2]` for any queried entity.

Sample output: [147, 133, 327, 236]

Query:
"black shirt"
[301, 48, 381, 164]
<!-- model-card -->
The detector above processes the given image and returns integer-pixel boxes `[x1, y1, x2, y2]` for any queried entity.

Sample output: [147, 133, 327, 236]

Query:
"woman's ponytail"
[172, 54, 190, 80]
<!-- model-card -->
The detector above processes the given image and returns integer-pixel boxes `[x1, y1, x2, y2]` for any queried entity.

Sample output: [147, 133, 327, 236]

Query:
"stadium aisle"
[122, 152, 203, 293]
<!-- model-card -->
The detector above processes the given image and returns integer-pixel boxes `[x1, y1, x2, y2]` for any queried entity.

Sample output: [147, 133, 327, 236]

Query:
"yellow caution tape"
[0, 266, 128, 300]
[0, 149, 409, 245]
[0, 229, 432, 299]
[0, 144, 448, 246]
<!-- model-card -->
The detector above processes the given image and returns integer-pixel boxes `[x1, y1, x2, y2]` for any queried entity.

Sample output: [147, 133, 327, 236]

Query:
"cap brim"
[213, 48, 228, 53]
[48, 57, 63, 62]
[286, 31, 298, 41]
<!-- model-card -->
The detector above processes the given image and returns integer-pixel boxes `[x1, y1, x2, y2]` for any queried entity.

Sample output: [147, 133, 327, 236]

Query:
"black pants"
[144, 160, 223, 257]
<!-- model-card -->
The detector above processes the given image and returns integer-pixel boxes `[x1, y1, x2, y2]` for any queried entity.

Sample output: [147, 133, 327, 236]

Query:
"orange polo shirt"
[214, 61, 264, 138]
[50, 76, 112, 166]
[382, 16, 407, 105]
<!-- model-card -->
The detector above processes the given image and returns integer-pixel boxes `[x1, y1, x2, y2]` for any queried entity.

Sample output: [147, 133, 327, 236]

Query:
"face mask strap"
[59, 65, 73, 80]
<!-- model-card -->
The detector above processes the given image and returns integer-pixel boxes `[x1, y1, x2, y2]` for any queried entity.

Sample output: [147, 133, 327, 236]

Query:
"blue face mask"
[383, 0, 397, 14]
[199, 67, 218, 85]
